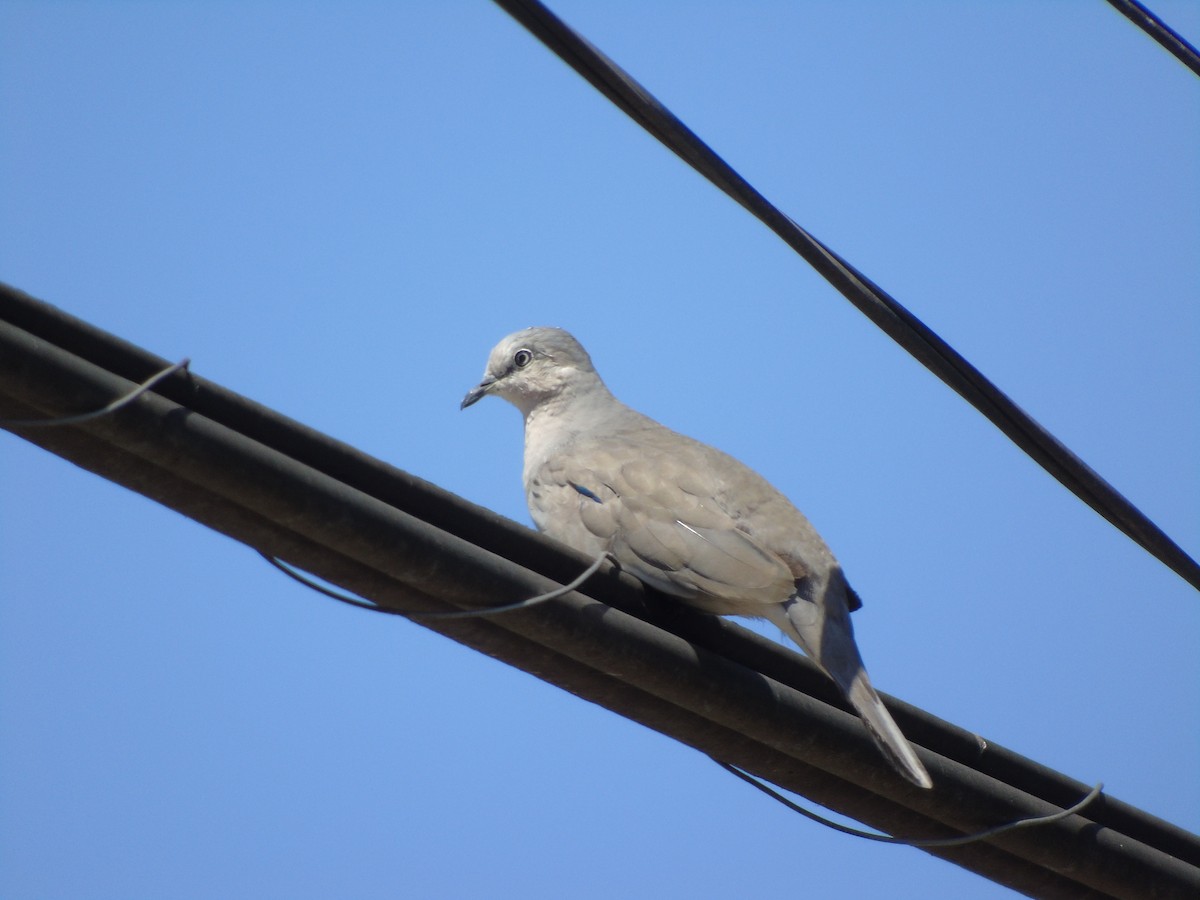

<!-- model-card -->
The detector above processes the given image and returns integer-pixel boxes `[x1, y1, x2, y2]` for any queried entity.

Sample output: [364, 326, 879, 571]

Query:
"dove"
[462, 326, 932, 789]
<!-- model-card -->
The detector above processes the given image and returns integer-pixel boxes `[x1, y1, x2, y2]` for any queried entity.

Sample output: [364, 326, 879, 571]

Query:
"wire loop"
[714, 758, 1103, 847]
[0, 358, 190, 429]
[262, 549, 612, 620]
[268, 544, 1109, 849]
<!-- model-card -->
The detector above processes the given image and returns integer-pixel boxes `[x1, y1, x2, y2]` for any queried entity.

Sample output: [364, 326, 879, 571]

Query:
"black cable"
[1106, 0, 1200, 76]
[262, 549, 612, 619]
[715, 760, 1105, 849]
[0, 358, 190, 428]
[489, 0, 1200, 594]
[4, 283, 1199, 900]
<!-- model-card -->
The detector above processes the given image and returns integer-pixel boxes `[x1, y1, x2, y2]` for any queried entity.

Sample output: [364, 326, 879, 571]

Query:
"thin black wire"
[271, 529, 1116, 849]
[6, 290, 1197, 895]
[490, 0, 1200, 594]
[1105, 0, 1200, 76]
[0, 359, 190, 428]
[270, 545, 1116, 849]
[715, 759, 1105, 848]
[262, 549, 612, 619]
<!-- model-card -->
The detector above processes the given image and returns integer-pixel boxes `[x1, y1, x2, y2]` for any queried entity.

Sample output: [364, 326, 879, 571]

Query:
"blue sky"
[2, 2, 1197, 898]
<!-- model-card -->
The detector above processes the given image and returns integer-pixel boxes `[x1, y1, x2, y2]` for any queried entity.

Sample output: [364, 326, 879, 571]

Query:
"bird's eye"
[513, 349, 533, 368]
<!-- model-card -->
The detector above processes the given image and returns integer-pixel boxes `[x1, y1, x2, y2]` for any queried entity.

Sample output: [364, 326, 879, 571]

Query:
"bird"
[461, 326, 933, 790]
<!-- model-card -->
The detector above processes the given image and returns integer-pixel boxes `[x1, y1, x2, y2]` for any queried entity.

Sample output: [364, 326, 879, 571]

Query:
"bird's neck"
[520, 382, 622, 476]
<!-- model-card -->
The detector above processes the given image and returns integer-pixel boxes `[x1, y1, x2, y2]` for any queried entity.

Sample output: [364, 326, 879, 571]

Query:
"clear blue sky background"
[2, 3, 1197, 898]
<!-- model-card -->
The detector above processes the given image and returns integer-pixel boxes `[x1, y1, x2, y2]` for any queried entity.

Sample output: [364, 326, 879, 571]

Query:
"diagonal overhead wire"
[490, 0, 1200, 593]
[3, 281, 1199, 899]
[1105, 0, 1200, 77]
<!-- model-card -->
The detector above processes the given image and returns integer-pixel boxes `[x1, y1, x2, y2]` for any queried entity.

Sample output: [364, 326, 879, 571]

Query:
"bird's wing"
[531, 442, 796, 612]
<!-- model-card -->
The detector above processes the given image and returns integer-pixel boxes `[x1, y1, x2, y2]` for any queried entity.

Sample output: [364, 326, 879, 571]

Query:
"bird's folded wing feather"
[536, 449, 796, 609]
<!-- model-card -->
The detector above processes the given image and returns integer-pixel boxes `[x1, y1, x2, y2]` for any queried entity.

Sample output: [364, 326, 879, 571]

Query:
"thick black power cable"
[5, 284, 1200, 899]
[259, 556, 1115, 850]
[489, 0, 1200, 594]
[1106, 0, 1200, 76]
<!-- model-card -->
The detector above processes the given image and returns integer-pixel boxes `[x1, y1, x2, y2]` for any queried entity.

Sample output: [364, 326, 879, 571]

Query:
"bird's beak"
[460, 377, 495, 410]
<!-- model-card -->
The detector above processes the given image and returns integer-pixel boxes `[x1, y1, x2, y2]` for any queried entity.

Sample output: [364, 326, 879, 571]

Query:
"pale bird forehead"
[488, 327, 587, 371]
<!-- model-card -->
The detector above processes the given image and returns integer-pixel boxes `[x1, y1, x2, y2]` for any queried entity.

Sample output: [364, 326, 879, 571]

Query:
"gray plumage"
[462, 326, 932, 790]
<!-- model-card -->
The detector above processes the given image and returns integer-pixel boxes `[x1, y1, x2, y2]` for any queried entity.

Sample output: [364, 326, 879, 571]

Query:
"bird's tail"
[842, 667, 933, 790]
[764, 599, 933, 790]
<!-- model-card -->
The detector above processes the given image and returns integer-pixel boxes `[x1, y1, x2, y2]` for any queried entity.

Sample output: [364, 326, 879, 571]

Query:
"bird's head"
[461, 326, 604, 417]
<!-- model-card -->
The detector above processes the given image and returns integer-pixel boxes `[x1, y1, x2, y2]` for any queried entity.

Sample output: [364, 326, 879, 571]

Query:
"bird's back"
[524, 396, 842, 615]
